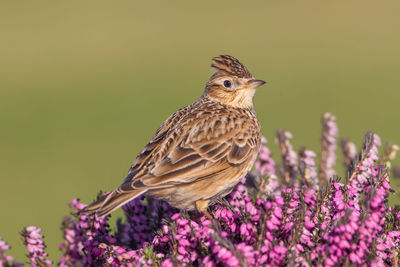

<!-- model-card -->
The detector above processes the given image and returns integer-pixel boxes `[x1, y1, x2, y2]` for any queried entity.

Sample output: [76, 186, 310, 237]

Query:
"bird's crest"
[211, 55, 252, 79]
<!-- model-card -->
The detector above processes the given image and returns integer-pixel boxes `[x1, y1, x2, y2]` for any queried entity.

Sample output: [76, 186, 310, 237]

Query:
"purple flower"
[299, 148, 319, 189]
[255, 137, 279, 194]
[320, 112, 338, 183]
[277, 129, 298, 184]
[2, 113, 397, 267]
[349, 132, 381, 196]
[0, 236, 23, 267]
[21, 226, 52, 267]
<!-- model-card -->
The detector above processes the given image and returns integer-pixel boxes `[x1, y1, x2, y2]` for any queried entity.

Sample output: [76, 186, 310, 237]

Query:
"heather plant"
[0, 236, 22, 267]
[1, 113, 400, 266]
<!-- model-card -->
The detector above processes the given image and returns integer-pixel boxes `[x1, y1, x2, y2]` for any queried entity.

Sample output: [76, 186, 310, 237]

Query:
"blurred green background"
[1, 0, 400, 263]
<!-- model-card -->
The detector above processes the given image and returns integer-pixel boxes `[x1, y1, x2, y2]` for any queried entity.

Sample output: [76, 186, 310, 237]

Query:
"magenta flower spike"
[21, 226, 52, 267]
[0, 236, 23, 267]
[255, 136, 280, 194]
[320, 112, 338, 184]
[276, 129, 298, 184]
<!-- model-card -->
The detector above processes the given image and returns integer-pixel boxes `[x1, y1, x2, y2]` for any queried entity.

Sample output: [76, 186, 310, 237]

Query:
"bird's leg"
[203, 210, 213, 220]
[195, 199, 213, 220]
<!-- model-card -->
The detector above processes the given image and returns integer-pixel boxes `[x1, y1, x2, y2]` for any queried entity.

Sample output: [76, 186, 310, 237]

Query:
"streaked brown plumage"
[80, 55, 266, 218]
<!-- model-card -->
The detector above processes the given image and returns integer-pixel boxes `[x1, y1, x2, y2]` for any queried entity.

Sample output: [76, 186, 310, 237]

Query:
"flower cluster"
[20, 226, 52, 267]
[0, 236, 22, 267]
[2, 113, 400, 266]
[276, 129, 298, 184]
[299, 148, 318, 190]
[255, 137, 279, 194]
[320, 112, 338, 184]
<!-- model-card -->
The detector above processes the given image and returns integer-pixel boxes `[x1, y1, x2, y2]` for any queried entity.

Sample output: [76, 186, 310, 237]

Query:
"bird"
[79, 55, 266, 219]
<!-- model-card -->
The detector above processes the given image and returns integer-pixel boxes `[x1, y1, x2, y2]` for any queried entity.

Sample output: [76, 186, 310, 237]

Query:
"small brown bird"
[80, 55, 265, 219]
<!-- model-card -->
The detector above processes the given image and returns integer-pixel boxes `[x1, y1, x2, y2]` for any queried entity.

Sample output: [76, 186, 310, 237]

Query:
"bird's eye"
[223, 80, 232, 88]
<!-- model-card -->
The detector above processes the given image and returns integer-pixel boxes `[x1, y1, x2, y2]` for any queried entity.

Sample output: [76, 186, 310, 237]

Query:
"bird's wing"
[81, 104, 194, 216]
[118, 101, 260, 192]
[122, 102, 193, 183]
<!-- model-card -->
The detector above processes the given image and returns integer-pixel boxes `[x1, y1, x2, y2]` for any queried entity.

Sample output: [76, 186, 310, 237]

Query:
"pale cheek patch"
[231, 89, 256, 108]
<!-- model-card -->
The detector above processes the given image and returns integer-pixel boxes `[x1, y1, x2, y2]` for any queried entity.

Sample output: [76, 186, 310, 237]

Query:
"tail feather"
[77, 194, 107, 215]
[79, 189, 146, 217]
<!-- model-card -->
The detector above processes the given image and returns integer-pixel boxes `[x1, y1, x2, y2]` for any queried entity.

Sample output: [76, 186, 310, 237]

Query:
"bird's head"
[203, 55, 266, 109]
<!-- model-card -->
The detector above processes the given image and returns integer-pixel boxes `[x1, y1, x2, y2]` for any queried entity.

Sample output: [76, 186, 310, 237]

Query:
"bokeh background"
[1, 0, 400, 262]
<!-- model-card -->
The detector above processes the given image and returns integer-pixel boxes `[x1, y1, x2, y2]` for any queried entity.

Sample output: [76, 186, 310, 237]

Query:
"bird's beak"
[247, 79, 266, 89]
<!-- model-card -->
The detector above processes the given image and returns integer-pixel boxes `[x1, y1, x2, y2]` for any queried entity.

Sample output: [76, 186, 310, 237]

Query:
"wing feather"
[122, 98, 260, 193]
[227, 142, 252, 164]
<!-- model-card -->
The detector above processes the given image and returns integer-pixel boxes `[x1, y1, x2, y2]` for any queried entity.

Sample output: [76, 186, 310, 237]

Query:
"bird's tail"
[78, 189, 147, 217]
